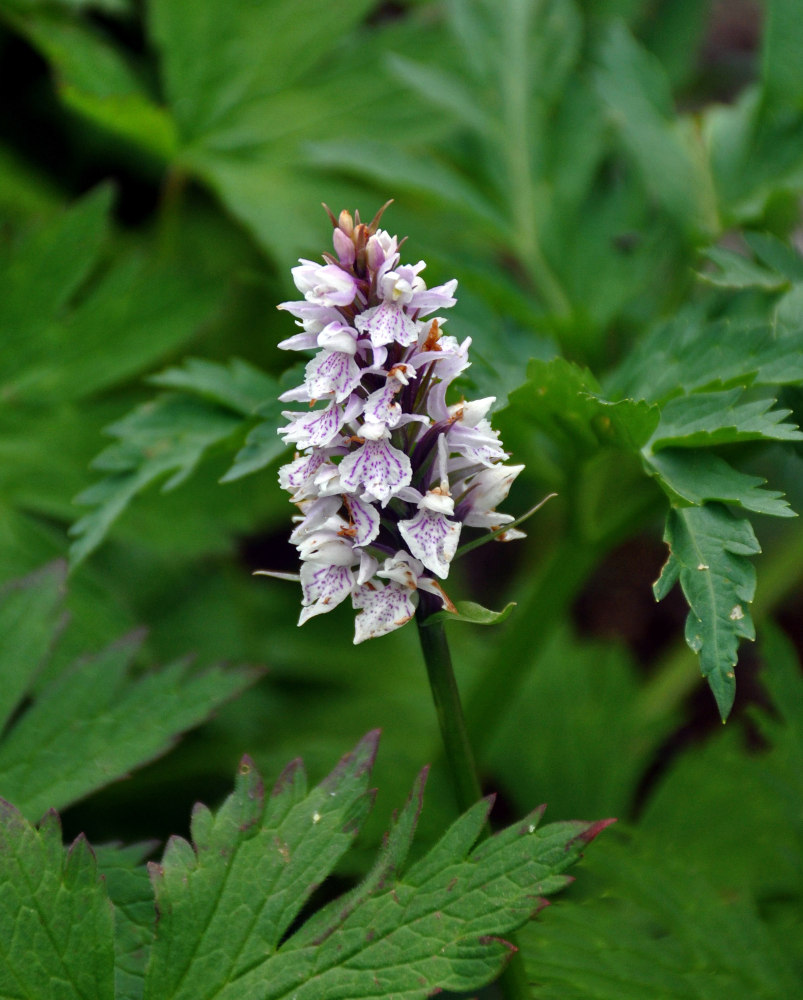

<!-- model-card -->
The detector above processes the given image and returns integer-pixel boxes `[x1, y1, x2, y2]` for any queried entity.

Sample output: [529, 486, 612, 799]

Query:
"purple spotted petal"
[409, 278, 458, 315]
[305, 350, 362, 402]
[280, 402, 343, 449]
[363, 381, 402, 429]
[344, 494, 380, 546]
[338, 438, 412, 505]
[448, 421, 507, 466]
[399, 508, 461, 579]
[354, 301, 419, 348]
[278, 450, 327, 498]
[352, 582, 415, 643]
[299, 562, 355, 624]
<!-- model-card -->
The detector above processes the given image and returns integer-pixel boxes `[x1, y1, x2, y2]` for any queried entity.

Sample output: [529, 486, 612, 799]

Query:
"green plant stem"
[416, 600, 532, 1000]
[416, 609, 484, 815]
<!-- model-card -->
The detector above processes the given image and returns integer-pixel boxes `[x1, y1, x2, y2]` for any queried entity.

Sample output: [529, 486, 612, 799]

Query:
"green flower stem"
[416, 609, 484, 816]
[416, 598, 532, 1000]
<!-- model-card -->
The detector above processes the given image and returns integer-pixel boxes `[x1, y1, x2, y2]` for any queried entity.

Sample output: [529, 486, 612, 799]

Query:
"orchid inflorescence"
[264, 203, 525, 643]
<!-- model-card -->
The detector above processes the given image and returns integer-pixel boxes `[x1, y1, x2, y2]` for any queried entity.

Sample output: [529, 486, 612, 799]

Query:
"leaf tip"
[324, 729, 381, 791]
[575, 817, 617, 846]
[271, 755, 305, 797]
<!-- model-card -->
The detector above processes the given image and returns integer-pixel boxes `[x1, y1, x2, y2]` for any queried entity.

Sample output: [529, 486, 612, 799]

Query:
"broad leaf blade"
[143, 737, 607, 1000]
[649, 389, 803, 450]
[0, 631, 256, 820]
[96, 842, 158, 1000]
[506, 357, 659, 458]
[148, 357, 278, 417]
[607, 314, 803, 403]
[143, 732, 380, 1000]
[150, 0, 376, 143]
[0, 562, 65, 733]
[261, 812, 609, 999]
[0, 806, 115, 1000]
[645, 449, 796, 518]
[69, 395, 245, 566]
[698, 245, 789, 290]
[521, 829, 802, 1000]
[653, 504, 760, 718]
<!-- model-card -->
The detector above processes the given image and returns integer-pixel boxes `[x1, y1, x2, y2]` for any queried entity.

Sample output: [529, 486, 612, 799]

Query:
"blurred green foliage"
[1, 0, 802, 995]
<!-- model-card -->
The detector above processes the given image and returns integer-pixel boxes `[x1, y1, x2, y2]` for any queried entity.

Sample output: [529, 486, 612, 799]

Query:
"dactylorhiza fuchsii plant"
[260, 201, 538, 1000]
[261, 203, 526, 644]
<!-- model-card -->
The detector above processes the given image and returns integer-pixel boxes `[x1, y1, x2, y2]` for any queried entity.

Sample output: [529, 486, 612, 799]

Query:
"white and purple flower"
[264, 204, 525, 643]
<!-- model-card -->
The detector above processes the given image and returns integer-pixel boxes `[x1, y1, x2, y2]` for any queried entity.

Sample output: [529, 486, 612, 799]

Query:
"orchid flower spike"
[263, 204, 525, 643]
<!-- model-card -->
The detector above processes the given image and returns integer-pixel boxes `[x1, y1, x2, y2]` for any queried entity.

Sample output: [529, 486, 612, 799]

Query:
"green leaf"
[0, 562, 64, 733]
[0, 565, 256, 819]
[641, 625, 803, 897]
[0, 187, 225, 404]
[387, 53, 495, 138]
[648, 388, 803, 451]
[143, 735, 607, 1000]
[761, 0, 803, 110]
[424, 600, 517, 627]
[69, 395, 245, 566]
[592, 20, 717, 236]
[644, 449, 796, 518]
[0, 185, 112, 378]
[96, 842, 158, 1000]
[149, 0, 377, 144]
[521, 827, 802, 1000]
[607, 313, 803, 403]
[704, 85, 803, 223]
[306, 138, 507, 234]
[698, 245, 790, 290]
[221, 412, 286, 482]
[0, 806, 115, 1000]
[506, 357, 660, 458]
[744, 230, 803, 282]
[148, 357, 278, 417]
[2, 8, 176, 158]
[653, 504, 760, 718]
[522, 635, 803, 998]
[70, 358, 281, 563]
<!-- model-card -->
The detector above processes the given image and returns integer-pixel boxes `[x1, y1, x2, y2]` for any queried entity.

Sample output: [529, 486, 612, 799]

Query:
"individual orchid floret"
[264, 203, 527, 643]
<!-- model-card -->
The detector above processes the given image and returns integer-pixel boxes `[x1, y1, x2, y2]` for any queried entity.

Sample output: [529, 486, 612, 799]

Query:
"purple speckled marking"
[399, 508, 461, 579]
[282, 402, 343, 449]
[363, 381, 402, 428]
[299, 562, 354, 624]
[355, 301, 418, 347]
[279, 450, 326, 492]
[339, 439, 411, 505]
[352, 582, 415, 643]
[305, 350, 361, 403]
[449, 422, 507, 466]
[344, 494, 380, 546]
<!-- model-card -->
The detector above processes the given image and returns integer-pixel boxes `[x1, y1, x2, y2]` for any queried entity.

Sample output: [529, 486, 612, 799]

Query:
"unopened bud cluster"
[269, 204, 524, 643]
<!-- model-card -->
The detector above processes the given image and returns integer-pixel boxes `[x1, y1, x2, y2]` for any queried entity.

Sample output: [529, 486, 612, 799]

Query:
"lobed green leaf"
[648, 389, 803, 451]
[0, 565, 256, 819]
[645, 449, 795, 518]
[0, 805, 115, 1000]
[139, 736, 607, 1000]
[653, 504, 760, 718]
[506, 357, 659, 459]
